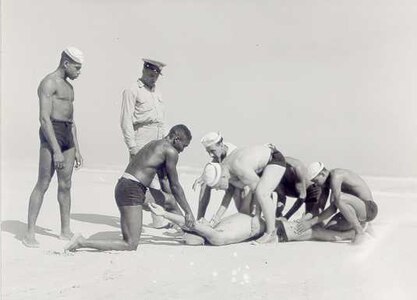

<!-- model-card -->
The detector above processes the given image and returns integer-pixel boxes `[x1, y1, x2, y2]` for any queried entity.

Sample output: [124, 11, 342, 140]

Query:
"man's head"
[60, 47, 84, 80]
[168, 124, 192, 153]
[201, 162, 230, 190]
[307, 162, 329, 186]
[200, 132, 227, 162]
[141, 58, 166, 88]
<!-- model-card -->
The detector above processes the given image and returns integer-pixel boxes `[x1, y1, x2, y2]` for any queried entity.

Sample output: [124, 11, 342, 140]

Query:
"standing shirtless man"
[23, 47, 84, 247]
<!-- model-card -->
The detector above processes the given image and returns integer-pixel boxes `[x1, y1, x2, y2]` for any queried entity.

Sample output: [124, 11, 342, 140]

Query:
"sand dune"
[2, 164, 417, 300]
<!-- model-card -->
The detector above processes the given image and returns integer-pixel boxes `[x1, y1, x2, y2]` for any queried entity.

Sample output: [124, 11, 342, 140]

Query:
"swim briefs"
[114, 176, 147, 207]
[266, 144, 286, 167]
[39, 119, 75, 152]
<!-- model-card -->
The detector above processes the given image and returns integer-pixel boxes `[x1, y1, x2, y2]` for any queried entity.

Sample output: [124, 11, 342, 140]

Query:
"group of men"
[22, 47, 378, 251]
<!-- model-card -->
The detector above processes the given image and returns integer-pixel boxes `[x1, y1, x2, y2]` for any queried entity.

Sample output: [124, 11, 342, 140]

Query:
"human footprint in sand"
[23, 47, 85, 248]
[294, 162, 378, 245]
[201, 144, 287, 244]
[64, 125, 195, 252]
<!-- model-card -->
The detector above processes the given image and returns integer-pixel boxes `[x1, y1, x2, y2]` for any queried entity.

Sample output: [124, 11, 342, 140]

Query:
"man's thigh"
[257, 164, 286, 194]
[56, 148, 75, 182]
[119, 205, 143, 242]
[340, 193, 367, 222]
[37, 145, 55, 180]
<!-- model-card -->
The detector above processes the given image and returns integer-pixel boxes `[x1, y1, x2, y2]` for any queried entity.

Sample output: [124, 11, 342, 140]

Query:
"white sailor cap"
[202, 163, 222, 187]
[307, 162, 325, 181]
[201, 132, 222, 148]
[63, 47, 84, 64]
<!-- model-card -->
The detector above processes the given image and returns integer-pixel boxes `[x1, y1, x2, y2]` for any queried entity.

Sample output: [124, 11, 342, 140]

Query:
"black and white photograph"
[1, 0, 417, 299]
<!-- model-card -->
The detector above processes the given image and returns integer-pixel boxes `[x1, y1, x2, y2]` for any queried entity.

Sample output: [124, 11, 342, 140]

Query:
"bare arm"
[38, 79, 64, 169]
[329, 172, 343, 205]
[157, 168, 172, 194]
[284, 167, 308, 220]
[210, 185, 235, 225]
[71, 122, 83, 169]
[165, 147, 195, 226]
[197, 184, 212, 219]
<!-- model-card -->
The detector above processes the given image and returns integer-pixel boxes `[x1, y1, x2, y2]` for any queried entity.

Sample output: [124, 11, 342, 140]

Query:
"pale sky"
[2, 0, 417, 176]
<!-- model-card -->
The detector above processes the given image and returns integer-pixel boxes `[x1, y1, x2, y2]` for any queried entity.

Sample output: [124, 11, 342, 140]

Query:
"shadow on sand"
[86, 230, 184, 246]
[71, 213, 120, 228]
[70, 213, 164, 230]
[1, 220, 59, 241]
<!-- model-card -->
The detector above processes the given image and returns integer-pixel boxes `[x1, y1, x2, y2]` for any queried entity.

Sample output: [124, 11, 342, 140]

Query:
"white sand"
[2, 164, 417, 300]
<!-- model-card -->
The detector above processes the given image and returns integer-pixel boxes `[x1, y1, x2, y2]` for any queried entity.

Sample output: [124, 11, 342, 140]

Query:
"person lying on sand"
[148, 203, 355, 246]
[295, 162, 378, 245]
[64, 125, 195, 252]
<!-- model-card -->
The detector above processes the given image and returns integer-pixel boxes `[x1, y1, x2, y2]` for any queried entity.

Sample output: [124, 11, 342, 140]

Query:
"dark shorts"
[39, 119, 75, 152]
[364, 200, 378, 222]
[276, 220, 289, 242]
[267, 145, 286, 167]
[114, 177, 147, 207]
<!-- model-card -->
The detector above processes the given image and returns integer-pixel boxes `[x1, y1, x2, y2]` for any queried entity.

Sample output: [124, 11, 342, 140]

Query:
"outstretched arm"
[210, 185, 235, 226]
[284, 167, 307, 220]
[197, 183, 212, 219]
[165, 148, 195, 227]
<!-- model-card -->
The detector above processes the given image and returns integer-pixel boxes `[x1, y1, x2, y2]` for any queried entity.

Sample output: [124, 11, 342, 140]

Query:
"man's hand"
[307, 184, 321, 199]
[75, 151, 83, 170]
[209, 215, 220, 227]
[129, 146, 141, 157]
[148, 203, 166, 216]
[185, 213, 196, 229]
[192, 176, 204, 191]
[295, 218, 314, 234]
[53, 152, 65, 169]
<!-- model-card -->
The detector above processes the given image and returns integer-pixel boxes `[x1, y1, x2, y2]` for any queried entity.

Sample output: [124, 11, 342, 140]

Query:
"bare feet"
[352, 232, 370, 245]
[59, 231, 74, 240]
[64, 233, 85, 252]
[22, 234, 40, 248]
[252, 231, 277, 245]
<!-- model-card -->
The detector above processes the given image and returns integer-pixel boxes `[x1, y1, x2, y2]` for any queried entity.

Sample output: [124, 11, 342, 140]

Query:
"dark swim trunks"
[364, 200, 378, 222]
[39, 119, 75, 152]
[266, 144, 286, 167]
[114, 177, 147, 207]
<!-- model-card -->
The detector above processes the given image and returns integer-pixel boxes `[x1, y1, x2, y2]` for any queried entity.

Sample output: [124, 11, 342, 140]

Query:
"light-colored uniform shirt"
[120, 79, 166, 151]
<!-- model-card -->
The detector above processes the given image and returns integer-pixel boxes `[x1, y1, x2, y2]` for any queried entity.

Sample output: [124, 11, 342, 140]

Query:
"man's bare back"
[330, 168, 373, 201]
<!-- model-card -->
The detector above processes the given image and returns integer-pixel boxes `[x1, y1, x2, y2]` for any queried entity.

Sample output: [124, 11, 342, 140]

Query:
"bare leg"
[254, 164, 286, 244]
[311, 226, 355, 242]
[65, 205, 142, 251]
[334, 193, 367, 244]
[149, 188, 169, 228]
[23, 146, 55, 247]
[56, 148, 75, 240]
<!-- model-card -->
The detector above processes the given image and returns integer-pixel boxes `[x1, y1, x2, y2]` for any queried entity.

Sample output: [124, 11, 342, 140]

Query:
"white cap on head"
[201, 132, 222, 148]
[63, 47, 84, 64]
[307, 162, 325, 181]
[202, 163, 222, 187]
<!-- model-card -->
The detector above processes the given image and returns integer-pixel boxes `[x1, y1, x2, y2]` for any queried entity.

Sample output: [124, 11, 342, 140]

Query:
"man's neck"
[140, 78, 155, 90]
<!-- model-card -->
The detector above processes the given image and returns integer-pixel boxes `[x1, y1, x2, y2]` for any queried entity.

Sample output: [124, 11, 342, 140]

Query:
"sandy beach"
[2, 163, 417, 300]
